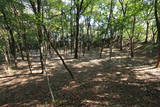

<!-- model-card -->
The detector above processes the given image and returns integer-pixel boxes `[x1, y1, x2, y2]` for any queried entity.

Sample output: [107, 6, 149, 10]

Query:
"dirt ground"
[0, 48, 160, 107]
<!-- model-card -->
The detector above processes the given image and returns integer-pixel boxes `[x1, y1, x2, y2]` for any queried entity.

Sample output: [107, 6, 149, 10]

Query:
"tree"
[73, 0, 92, 59]
[154, 0, 160, 43]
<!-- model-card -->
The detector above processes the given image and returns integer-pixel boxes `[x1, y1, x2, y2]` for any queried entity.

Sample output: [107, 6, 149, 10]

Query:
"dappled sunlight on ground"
[81, 99, 109, 106]
[133, 66, 160, 81]
[73, 58, 106, 69]
[0, 48, 160, 106]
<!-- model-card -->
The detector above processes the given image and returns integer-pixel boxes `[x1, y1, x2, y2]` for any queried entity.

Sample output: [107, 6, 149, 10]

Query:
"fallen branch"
[43, 25, 75, 80]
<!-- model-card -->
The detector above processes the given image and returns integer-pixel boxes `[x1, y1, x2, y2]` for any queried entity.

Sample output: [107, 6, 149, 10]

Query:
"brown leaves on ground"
[0, 49, 160, 107]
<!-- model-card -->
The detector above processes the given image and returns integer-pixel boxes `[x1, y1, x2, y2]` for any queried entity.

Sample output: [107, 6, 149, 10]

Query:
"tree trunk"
[86, 17, 91, 51]
[8, 29, 17, 67]
[74, 13, 80, 59]
[4, 50, 10, 71]
[154, 0, 160, 43]
[43, 26, 75, 79]
[2, 11, 17, 67]
[130, 16, 136, 58]
[37, 26, 45, 74]
[70, 0, 73, 56]
[19, 41, 24, 61]
[156, 50, 160, 68]
[144, 21, 149, 43]
[119, 0, 128, 51]
[29, 0, 45, 74]
[130, 37, 134, 58]
[99, 40, 104, 58]
[22, 33, 32, 73]
[120, 32, 123, 50]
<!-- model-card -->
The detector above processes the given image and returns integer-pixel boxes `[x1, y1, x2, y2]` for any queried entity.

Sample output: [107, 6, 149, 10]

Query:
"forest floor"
[0, 47, 160, 107]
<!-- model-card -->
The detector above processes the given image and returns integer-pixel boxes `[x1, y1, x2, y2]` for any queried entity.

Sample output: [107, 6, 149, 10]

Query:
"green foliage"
[0, 0, 158, 57]
[144, 44, 159, 54]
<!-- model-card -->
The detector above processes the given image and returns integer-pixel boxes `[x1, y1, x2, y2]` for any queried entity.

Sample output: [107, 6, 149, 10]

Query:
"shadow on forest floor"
[0, 48, 160, 107]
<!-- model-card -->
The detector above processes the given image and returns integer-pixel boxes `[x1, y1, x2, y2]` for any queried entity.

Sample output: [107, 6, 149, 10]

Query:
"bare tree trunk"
[4, 49, 10, 71]
[130, 16, 136, 58]
[43, 26, 75, 79]
[154, 0, 160, 43]
[151, 23, 157, 43]
[74, 0, 85, 59]
[109, 37, 113, 60]
[18, 43, 24, 60]
[144, 21, 149, 43]
[156, 55, 160, 68]
[9, 28, 17, 67]
[99, 48, 103, 58]
[99, 39, 104, 58]
[120, 32, 123, 50]
[156, 49, 160, 68]
[130, 37, 134, 58]
[86, 17, 91, 51]
[108, 0, 114, 60]
[74, 13, 80, 59]
[29, 0, 45, 74]
[2, 11, 17, 67]
[22, 33, 32, 73]
[70, 0, 73, 56]
[154, 0, 160, 67]
[38, 27, 45, 74]
[119, 0, 128, 51]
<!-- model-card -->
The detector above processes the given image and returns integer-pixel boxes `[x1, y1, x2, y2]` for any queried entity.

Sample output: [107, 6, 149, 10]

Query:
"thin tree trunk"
[156, 51, 160, 68]
[29, 0, 45, 74]
[2, 11, 17, 67]
[9, 28, 17, 67]
[74, 14, 80, 59]
[37, 26, 45, 74]
[43, 26, 75, 79]
[109, 0, 113, 60]
[86, 17, 91, 51]
[155, 47, 160, 69]
[120, 31, 123, 50]
[130, 16, 136, 58]
[19, 43, 24, 60]
[144, 21, 149, 43]
[130, 37, 134, 58]
[23, 33, 32, 73]
[4, 50, 10, 71]
[119, 0, 128, 51]
[99, 40, 104, 58]
[70, 0, 73, 56]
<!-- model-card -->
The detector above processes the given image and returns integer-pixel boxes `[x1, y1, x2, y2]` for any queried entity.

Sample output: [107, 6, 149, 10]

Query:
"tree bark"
[29, 0, 45, 73]
[43, 26, 75, 79]
[154, 0, 160, 43]
[1, 11, 17, 67]
[144, 21, 149, 43]
[130, 16, 136, 58]
[119, 0, 128, 51]
[22, 33, 32, 73]
[74, 11, 80, 59]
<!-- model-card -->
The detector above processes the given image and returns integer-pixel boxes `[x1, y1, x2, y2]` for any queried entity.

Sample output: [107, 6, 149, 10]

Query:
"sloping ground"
[0, 48, 160, 107]
[135, 43, 159, 57]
